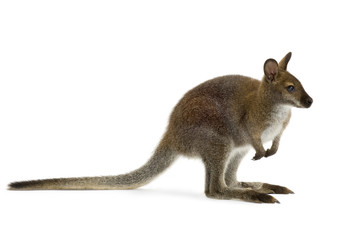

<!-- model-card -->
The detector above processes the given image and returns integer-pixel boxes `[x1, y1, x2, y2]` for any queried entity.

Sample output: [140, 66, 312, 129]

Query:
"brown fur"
[9, 52, 312, 203]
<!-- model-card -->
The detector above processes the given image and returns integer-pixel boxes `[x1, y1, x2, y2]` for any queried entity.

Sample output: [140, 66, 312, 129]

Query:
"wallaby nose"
[306, 97, 313, 107]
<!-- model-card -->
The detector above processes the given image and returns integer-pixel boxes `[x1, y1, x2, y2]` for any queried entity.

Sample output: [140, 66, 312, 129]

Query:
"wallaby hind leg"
[205, 165, 279, 203]
[224, 152, 245, 188]
[203, 150, 279, 203]
[224, 152, 293, 194]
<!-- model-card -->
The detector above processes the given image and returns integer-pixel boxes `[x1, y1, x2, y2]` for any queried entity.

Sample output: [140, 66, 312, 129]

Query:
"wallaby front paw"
[265, 148, 277, 158]
[252, 151, 265, 161]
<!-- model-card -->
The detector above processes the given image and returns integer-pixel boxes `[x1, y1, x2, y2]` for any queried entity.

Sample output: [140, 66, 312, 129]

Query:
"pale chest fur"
[261, 105, 291, 143]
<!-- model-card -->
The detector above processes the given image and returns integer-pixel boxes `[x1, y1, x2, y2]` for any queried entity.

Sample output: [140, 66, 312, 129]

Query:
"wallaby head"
[263, 52, 313, 108]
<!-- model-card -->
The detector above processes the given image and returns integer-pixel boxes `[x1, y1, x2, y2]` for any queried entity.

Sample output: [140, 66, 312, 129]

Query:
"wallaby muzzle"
[301, 94, 313, 108]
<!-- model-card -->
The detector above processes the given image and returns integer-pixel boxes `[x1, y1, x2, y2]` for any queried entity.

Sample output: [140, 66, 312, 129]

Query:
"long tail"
[8, 144, 177, 190]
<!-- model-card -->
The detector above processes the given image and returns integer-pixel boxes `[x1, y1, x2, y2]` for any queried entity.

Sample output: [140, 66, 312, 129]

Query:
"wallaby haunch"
[9, 52, 312, 203]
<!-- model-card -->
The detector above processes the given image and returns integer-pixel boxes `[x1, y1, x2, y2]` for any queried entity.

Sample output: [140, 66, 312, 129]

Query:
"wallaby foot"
[229, 182, 294, 194]
[205, 187, 280, 204]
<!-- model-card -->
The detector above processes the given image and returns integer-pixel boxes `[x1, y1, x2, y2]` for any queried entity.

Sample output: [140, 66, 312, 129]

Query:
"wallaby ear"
[278, 52, 292, 71]
[263, 58, 278, 82]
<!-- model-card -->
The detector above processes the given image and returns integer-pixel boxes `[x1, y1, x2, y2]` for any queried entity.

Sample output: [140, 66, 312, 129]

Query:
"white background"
[1, 1, 359, 239]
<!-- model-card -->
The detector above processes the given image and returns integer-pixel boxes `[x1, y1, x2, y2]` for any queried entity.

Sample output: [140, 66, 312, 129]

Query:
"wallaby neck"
[257, 80, 280, 110]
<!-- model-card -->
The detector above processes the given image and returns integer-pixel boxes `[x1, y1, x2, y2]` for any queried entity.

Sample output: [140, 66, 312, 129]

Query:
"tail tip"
[8, 180, 36, 190]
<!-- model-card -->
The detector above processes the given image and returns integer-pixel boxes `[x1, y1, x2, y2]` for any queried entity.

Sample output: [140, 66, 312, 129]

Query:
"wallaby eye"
[287, 85, 295, 92]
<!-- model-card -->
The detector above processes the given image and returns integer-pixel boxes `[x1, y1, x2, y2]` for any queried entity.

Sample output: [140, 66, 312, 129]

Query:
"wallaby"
[9, 52, 312, 203]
